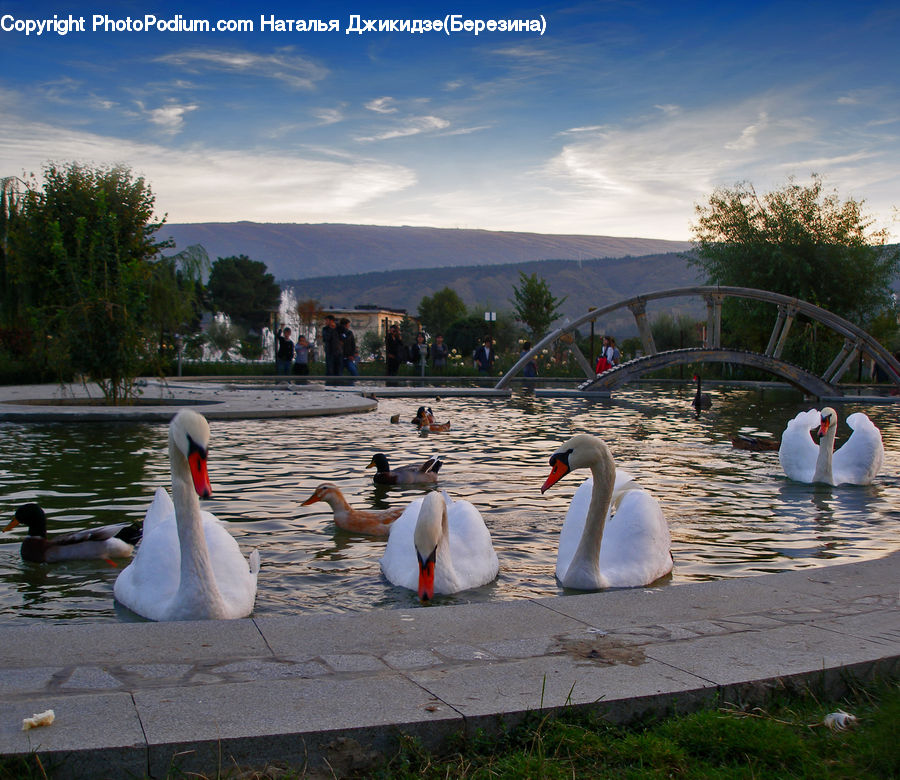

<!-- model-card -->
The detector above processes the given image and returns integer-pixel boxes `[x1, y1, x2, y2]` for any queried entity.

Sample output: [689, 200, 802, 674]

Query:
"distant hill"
[283, 252, 705, 337]
[160, 222, 694, 281]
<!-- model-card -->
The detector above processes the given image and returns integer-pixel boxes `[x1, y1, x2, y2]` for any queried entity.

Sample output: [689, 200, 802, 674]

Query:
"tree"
[690, 175, 900, 370]
[691, 175, 899, 323]
[7, 162, 170, 401]
[207, 255, 280, 333]
[294, 297, 322, 341]
[417, 287, 467, 336]
[510, 272, 567, 341]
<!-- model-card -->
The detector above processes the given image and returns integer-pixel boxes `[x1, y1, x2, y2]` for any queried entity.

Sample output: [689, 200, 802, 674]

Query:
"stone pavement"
[0, 380, 376, 422]
[0, 552, 897, 779]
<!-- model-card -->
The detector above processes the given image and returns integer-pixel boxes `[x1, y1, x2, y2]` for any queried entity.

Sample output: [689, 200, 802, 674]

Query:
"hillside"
[160, 222, 694, 281]
[283, 252, 704, 337]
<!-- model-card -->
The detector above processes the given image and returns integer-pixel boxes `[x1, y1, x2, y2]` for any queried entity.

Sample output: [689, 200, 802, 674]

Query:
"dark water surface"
[1, 384, 897, 624]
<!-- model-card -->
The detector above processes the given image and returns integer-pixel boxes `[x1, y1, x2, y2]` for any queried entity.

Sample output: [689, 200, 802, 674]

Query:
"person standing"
[385, 323, 404, 376]
[520, 341, 538, 378]
[293, 334, 311, 376]
[322, 314, 341, 376]
[275, 326, 294, 375]
[474, 336, 495, 374]
[431, 334, 449, 373]
[338, 318, 358, 377]
[409, 332, 430, 375]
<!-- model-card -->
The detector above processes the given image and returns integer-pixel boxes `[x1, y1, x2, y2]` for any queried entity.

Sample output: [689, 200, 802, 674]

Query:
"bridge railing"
[495, 286, 900, 396]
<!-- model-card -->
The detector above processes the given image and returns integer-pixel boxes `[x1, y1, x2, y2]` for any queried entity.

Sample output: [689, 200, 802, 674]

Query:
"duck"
[380, 491, 499, 601]
[113, 409, 260, 621]
[778, 407, 884, 485]
[692, 374, 712, 411]
[412, 406, 451, 432]
[301, 483, 404, 536]
[541, 433, 672, 590]
[731, 433, 780, 451]
[367, 453, 443, 485]
[3, 503, 142, 564]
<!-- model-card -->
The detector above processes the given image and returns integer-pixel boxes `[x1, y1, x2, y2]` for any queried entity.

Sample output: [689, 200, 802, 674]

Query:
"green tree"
[207, 255, 280, 332]
[417, 287, 467, 336]
[691, 175, 899, 325]
[7, 163, 170, 401]
[510, 272, 567, 341]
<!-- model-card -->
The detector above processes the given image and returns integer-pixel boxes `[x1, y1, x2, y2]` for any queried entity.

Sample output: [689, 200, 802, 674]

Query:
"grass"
[2, 677, 896, 779]
[370, 678, 899, 779]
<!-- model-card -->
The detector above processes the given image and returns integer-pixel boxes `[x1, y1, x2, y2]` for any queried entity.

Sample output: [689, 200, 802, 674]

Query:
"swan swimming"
[542, 433, 672, 590]
[779, 407, 883, 486]
[114, 409, 260, 621]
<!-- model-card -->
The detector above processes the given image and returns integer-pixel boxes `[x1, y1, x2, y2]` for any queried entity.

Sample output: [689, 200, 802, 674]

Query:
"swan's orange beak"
[417, 548, 436, 601]
[188, 450, 212, 499]
[541, 454, 570, 493]
[2, 517, 19, 533]
[819, 416, 831, 437]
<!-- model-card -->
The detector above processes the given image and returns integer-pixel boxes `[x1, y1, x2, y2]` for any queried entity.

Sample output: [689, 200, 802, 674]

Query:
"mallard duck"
[367, 453, 442, 484]
[301, 483, 405, 536]
[114, 409, 260, 621]
[412, 406, 451, 432]
[731, 433, 780, 451]
[3, 503, 142, 564]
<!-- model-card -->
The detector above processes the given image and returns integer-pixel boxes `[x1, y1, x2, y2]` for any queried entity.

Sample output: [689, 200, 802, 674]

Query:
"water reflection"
[0, 385, 897, 624]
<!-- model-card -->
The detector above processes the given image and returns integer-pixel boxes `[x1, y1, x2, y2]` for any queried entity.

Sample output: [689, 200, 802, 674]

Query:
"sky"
[1, 1, 898, 241]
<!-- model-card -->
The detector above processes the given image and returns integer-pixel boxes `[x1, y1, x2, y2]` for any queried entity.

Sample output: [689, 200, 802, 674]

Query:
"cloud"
[365, 97, 398, 114]
[539, 96, 900, 238]
[144, 103, 198, 135]
[357, 115, 450, 142]
[157, 48, 327, 90]
[0, 115, 416, 222]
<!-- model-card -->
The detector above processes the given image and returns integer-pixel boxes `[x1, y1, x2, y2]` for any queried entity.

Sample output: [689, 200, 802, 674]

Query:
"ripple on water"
[0, 386, 897, 624]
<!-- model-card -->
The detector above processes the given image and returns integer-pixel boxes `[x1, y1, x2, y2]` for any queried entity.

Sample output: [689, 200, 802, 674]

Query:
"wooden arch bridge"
[496, 286, 900, 397]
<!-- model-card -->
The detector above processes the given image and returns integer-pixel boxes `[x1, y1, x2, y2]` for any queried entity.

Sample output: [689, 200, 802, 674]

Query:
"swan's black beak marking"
[541, 449, 572, 493]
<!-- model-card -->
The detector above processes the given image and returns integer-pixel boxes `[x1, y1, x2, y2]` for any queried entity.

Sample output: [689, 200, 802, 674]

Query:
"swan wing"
[779, 409, 821, 483]
[113, 516, 180, 621]
[379, 497, 427, 590]
[202, 513, 259, 618]
[143, 487, 175, 534]
[599, 488, 672, 587]
[832, 413, 884, 485]
[555, 470, 638, 582]
[443, 498, 499, 591]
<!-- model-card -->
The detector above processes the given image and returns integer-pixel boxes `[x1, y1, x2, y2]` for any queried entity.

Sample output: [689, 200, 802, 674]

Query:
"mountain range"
[161, 222, 693, 281]
[160, 222, 700, 333]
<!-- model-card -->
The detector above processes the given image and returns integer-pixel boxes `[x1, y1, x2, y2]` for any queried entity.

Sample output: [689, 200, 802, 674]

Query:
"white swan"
[114, 409, 260, 621]
[380, 491, 499, 601]
[778, 407, 884, 486]
[541, 433, 672, 590]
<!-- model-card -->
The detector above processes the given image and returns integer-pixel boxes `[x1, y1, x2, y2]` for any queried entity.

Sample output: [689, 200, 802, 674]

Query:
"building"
[324, 306, 420, 341]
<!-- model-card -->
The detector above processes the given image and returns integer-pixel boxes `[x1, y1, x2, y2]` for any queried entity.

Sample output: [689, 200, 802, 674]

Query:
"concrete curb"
[0, 552, 897, 778]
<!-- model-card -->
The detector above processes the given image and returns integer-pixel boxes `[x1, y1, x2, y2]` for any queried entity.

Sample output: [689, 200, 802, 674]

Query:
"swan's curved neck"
[169, 439, 226, 619]
[565, 457, 615, 588]
[813, 424, 836, 484]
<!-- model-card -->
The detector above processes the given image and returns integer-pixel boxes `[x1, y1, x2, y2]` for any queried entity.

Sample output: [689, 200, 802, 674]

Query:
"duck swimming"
[3, 504, 142, 564]
[301, 483, 405, 536]
[367, 453, 442, 485]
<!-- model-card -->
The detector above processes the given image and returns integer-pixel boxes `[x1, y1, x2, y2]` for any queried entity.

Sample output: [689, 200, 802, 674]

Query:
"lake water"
[0, 384, 897, 625]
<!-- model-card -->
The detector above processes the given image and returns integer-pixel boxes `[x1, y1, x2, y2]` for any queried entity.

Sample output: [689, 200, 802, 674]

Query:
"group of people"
[594, 335, 621, 374]
[385, 325, 452, 376]
[275, 314, 358, 378]
[277, 319, 512, 378]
